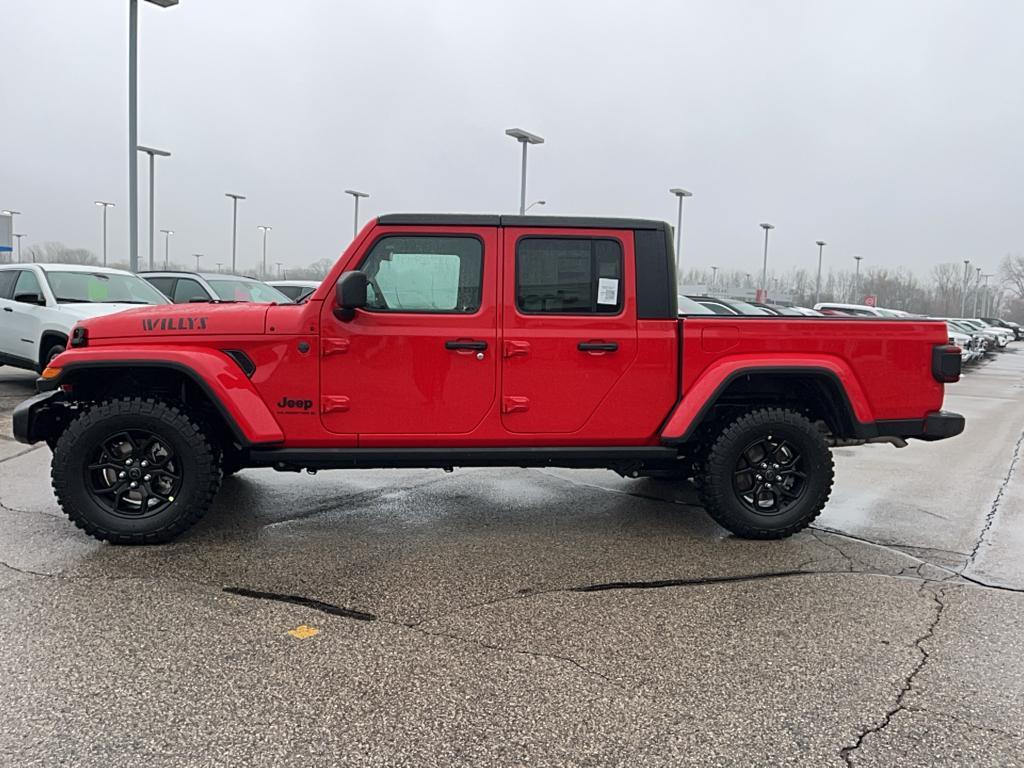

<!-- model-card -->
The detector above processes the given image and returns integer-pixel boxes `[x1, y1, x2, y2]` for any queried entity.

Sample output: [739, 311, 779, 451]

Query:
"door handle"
[578, 341, 618, 352]
[445, 340, 488, 351]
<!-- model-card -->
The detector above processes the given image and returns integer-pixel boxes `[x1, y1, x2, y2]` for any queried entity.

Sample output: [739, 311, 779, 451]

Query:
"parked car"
[945, 319, 1001, 353]
[677, 295, 716, 315]
[16, 213, 964, 545]
[946, 326, 982, 365]
[0, 263, 169, 372]
[268, 280, 320, 302]
[789, 306, 825, 316]
[688, 296, 774, 315]
[813, 302, 884, 316]
[981, 317, 1024, 340]
[141, 271, 293, 304]
[957, 319, 1013, 348]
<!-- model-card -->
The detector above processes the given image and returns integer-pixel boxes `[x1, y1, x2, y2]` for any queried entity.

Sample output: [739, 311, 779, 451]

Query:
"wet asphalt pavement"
[1, 354, 1023, 767]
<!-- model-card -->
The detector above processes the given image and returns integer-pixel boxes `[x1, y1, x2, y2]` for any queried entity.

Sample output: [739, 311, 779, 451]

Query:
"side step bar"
[247, 446, 680, 472]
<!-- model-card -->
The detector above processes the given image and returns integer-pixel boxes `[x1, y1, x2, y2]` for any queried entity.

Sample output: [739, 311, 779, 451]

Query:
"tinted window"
[14, 270, 43, 298]
[358, 236, 483, 313]
[145, 276, 176, 298]
[516, 238, 622, 314]
[0, 270, 18, 300]
[173, 279, 210, 303]
[695, 299, 738, 315]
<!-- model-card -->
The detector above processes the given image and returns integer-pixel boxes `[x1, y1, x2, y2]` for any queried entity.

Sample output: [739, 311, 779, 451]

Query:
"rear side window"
[173, 279, 209, 303]
[516, 238, 623, 314]
[0, 271, 17, 299]
[145, 276, 176, 298]
[357, 235, 483, 313]
[13, 270, 42, 298]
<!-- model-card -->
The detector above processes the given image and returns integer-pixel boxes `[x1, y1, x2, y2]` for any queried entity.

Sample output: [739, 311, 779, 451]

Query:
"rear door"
[2, 269, 46, 366]
[500, 228, 638, 433]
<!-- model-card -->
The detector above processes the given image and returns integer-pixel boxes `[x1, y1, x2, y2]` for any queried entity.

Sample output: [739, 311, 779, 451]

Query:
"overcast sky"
[2, 0, 1022, 277]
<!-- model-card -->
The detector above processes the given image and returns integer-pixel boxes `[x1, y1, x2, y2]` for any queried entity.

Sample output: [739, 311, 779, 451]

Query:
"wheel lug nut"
[755, 474, 763, 481]
[129, 481, 138, 488]
[141, 461, 148, 468]
[118, 471, 126, 479]
[143, 474, 151, 481]
[125, 459, 133, 466]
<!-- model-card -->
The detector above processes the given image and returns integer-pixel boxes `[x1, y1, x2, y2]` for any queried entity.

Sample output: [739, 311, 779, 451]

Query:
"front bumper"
[873, 410, 966, 442]
[12, 390, 66, 445]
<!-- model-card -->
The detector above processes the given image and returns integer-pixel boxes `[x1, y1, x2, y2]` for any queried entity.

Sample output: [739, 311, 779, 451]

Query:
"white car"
[0, 263, 169, 372]
[956, 318, 1013, 348]
[267, 280, 320, 302]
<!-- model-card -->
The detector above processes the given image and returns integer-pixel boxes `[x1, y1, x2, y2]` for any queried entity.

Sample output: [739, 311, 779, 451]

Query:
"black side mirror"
[334, 270, 368, 321]
[14, 293, 45, 306]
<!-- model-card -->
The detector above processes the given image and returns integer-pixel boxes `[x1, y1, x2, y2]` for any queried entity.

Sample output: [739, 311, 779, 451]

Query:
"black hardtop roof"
[376, 214, 670, 231]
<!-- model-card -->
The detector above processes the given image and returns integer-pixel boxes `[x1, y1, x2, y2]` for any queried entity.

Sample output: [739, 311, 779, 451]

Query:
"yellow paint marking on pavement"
[288, 625, 319, 639]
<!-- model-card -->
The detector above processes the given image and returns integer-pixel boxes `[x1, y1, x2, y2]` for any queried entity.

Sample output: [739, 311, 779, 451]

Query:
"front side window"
[0, 270, 21, 299]
[173, 279, 210, 303]
[358, 236, 483, 313]
[516, 238, 623, 314]
[14, 269, 43, 298]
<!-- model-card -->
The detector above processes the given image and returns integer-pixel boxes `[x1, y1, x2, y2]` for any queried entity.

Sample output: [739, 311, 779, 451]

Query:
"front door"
[320, 228, 498, 439]
[500, 228, 638, 434]
[0, 269, 46, 367]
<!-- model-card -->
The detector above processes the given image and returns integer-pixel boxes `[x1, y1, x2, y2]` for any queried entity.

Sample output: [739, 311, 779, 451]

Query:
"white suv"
[0, 263, 169, 372]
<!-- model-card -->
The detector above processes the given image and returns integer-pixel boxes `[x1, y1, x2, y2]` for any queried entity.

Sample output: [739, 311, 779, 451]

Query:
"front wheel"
[51, 398, 222, 544]
[698, 408, 833, 539]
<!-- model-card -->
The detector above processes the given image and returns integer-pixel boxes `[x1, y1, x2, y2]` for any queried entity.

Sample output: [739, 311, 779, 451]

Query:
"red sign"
[755, 288, 767, 303]
[863, 295, 877, 307]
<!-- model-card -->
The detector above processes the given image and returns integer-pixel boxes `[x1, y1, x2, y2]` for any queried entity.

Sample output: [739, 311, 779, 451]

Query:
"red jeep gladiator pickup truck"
[13, 214, 965, 544]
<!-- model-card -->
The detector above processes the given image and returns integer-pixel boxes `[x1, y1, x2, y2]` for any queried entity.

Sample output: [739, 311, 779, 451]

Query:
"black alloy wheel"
[85, 429, 183, 519]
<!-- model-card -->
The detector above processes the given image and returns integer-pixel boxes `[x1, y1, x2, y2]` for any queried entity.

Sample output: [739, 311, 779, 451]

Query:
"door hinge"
[503, 340, 531, 358]
[502, 396, 530, 414]
[322, 396, 351, 414]
[323, 338, 351, 356]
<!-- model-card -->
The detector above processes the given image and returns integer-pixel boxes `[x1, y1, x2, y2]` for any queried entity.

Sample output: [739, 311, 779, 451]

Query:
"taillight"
[932, 344, 961, 383]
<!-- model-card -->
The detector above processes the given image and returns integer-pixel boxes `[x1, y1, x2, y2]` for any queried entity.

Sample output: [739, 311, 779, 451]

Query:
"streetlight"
[981, 273, 993, 316]
[159, 228, 174, 268]
[853, 255, 864, 302]
[972, 267, 982, 316]
[525, 200, 546, 213]
[505, 128, 544, 215]
[193, 253, 202, 271]
[13, 233, 25, 263]
[276, 261, 283, 279]
[960, 259, 971, 316]
[710, 265, 718, 289]
[225, 193, 246, 274]
[344, 190, 369, 238]
[137, 145, 170, 270]
[257, 225, 272, 278]
[814, 241, 826, 305]
[216, 261, 223, 273]
[669, 189, 693, 276]
[759, 223, 774, 300]
[95, 201, 115, 266]
[128, 0, 178, 273]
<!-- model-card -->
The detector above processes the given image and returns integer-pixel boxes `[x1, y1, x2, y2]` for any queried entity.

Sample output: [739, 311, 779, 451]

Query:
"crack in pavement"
[964, 426, 1024, 570]
[571, 569, 811, 592]
[901, 705, 1024, 742]
[0, 559, 56, 578]
[223, 586, 377, 621]
[0, 444, 42, 464]
[839, 585, 946, 766]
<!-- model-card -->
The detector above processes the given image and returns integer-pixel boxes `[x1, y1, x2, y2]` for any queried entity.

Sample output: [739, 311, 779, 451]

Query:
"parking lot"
[1, 354, 1022, 767]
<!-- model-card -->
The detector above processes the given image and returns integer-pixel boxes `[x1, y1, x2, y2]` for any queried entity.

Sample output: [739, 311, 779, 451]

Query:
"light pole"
[128, 0, 178, 273]
[710, 265, 718, 289]
[759, 223, 774, 300]
[981, 274, 993, 316]
[94, 201, 115, 266]
[276, 261, 283, 279]
[159, 228, 173, 268]
[216, 261, 223, 273]
[225, 193, 245, 274]
[669, 189, 693, 276]
[257, 225, 272, 278]
[525, 200, 546, 213]
[853, 256, 864, 302]
[193, 253, 202, 271]
[2, 211, 21, 262]
[137, 145, 170, 270]
[972, 267, 982, 316]
[13, 233, 25, 263]
[814, 240, 826, 305]
[344, 190, 369, 238]
[960, 259, 971, 316]
[505, 128, 544, 215]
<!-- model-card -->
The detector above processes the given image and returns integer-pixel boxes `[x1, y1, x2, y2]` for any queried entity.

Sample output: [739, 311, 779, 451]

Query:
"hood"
[58, 302, 161, 320]
[77, 301, 273, 340]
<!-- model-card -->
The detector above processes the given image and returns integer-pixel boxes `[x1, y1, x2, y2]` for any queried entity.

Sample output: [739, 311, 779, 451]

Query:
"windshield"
[206, 279, 292, 303]
[45, 271, 168, 304]
[724, 299, 773, 316]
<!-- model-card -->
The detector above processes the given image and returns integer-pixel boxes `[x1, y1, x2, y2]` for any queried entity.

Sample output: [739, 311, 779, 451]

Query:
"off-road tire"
[698, 407, 833, 539]
[52, 397, 221, 544]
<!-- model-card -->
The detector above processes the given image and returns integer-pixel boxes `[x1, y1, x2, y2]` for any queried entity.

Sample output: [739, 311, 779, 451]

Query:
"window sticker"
[597, 277, 619, 305]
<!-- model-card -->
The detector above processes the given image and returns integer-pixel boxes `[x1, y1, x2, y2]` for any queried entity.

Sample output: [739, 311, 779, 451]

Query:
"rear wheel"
[52, 398, 221, 544]
[698, 407, 833, 539]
